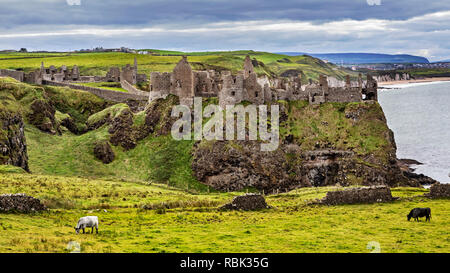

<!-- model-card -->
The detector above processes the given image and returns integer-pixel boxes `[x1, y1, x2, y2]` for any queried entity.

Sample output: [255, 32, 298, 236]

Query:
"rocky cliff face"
[192, 101, 432, 192]
[0, 110, 29, 171]
[192, 141, 420, 192]
[374, 73, 412, 83]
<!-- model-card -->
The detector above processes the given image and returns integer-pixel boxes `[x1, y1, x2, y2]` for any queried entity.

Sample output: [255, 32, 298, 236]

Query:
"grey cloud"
[1, 0, 450, 27]
[0, 0, 449, 61]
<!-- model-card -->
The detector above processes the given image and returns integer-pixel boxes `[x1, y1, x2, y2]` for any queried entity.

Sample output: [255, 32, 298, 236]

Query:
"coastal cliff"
[0, 77, 435, 191]
[192, 100, 430, 192]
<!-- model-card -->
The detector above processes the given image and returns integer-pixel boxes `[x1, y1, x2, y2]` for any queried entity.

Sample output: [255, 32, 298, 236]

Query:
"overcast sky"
[0, 0, 449, 61]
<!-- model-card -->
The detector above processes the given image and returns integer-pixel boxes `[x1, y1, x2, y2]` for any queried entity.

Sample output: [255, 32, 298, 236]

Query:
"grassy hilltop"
[0, 50, 357, 81]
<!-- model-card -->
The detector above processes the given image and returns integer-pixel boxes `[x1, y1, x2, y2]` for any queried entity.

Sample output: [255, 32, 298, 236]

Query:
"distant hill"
[277, 52, 430, 64]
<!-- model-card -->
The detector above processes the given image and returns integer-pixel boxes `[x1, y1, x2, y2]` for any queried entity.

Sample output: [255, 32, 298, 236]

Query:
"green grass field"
[0, 50, 358, 81]
[0, 172, 448, 253]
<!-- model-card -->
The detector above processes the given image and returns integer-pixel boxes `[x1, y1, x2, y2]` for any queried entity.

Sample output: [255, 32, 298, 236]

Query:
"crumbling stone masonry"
[2, 57, 147, 87]
[2, 55, 378, 108]
[220, 194, 270, 211]
[429, 183, 450, 198]
[0, 69, 24, 82]
[149, 56, 378, 107]
[0, 194, 46, 213]
[317, 186, 396, 205]
[44, 80, 148, 102]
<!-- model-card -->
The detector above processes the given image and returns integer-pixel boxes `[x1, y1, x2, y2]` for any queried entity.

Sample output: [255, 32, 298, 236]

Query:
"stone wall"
[43, 80, 148, 102]
[23, 71, 42, 84]
[172, 56, 194, 99]
[106, 67, 121, 82]
[219, 72, 245, 109]
[0, 69, 24, 82]
[120, 79, 149, 96]
[220, 194, 270, 211]
[429, 183, 450, 198]
[326, 87, 362, 102]
[244, 72, 264, 105]
[0, 194, 46, 213]
[243, 55, 255, 78]
[121, 64, 137, 85]
[147, 56, 377, 108]
[318, 186, 396, 205]
[193, 71, 215, 97]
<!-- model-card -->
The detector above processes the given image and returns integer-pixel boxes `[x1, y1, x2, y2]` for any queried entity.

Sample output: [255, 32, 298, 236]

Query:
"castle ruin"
[149, 55, 378, 107]
[0, 55, 378, 106]
[0, 57, 147, 86]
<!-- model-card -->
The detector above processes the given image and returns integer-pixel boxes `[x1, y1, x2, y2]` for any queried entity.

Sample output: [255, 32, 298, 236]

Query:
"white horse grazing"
[75, 216, 99, 234]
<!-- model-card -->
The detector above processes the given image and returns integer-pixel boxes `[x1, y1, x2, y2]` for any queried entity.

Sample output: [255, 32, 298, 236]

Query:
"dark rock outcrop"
[108, 108, 137, 150]
[60, 116, 85, 135]
[318, 186, 396, 205]
[220, 194, 270, 211]
[191, 101, 427, 192]
[0, 194, 46, 213]
[125, 99, 148, 113]
[27, 99, 60, 135]
[397, 159, 437, 185]
[402, 171, 437, 186]
[93, 141, 115, 164]
[106, 96, 179, 150]
[192, 140, 419, 192]
[280, 69, 302, 78]
[0, 111, 29, 171]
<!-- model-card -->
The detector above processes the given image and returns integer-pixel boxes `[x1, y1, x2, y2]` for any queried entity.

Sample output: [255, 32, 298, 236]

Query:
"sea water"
[378, 81, 450, 183]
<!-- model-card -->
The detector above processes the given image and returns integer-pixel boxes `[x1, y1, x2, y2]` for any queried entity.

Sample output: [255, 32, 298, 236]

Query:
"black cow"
[407, 208, 431, 222]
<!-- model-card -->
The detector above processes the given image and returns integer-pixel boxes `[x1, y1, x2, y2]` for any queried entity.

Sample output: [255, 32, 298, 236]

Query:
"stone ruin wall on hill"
[318, 186, 396, 205]
[1, 57, 149, 102]
[149, 56, 379, 107]
[44, 80, 148, 102]
[1, 57, 147, 87]
[429, 183, 450, 198]
[1, 55, 378, 106]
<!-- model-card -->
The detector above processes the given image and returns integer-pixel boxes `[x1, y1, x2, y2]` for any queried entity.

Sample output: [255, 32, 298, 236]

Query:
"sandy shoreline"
[378, 77, 450, 86]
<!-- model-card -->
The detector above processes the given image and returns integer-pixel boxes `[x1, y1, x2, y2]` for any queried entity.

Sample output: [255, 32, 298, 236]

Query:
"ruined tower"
[121, 63, 137, 85]
[243, 55, 254, 79]
[345, 75, 351, 88]
[219, 71, 244, 109]
[362, 74, 378, 101]
[172, 56, 195, 105]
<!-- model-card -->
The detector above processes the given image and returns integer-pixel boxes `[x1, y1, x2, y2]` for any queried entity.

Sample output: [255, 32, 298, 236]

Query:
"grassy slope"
[26, 125, 206, 192]
[0, 77, 108, 129]
[0, 172, 448, 253]
[0, 50, 357, 80]
[282, 101, 392, 161]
